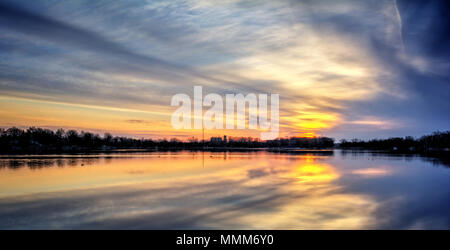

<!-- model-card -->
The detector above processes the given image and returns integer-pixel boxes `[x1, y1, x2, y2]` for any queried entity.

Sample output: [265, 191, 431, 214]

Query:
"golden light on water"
[293, 163, 339, 183]
[0, 0, 449, 231]
[1, 150, 449, 230]
[0, 152, 380, 229]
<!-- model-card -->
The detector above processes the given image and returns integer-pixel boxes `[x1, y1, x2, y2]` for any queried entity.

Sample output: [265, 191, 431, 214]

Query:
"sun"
[299, 132, 317, 138]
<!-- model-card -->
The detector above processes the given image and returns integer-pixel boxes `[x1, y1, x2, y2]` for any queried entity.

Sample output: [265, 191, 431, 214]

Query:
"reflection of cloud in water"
[291, 162, 340, 184]
[0, 153, 378, 229]
[352, 167, 392, 177]
[234, 159, 377, 229]
[0, 152, 448, 229]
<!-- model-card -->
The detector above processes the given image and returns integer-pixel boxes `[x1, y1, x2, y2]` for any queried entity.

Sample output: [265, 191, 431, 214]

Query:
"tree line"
[2, 127, 448, 153]
[339, 131, 450, 151]
[0, 127, 334, 153]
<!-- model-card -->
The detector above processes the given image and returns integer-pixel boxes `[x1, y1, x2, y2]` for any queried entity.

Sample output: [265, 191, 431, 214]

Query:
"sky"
[0, 0, 449, 140]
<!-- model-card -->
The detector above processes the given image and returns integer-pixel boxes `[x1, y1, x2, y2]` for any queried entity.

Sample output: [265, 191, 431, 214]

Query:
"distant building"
[210, 137, 222, 143]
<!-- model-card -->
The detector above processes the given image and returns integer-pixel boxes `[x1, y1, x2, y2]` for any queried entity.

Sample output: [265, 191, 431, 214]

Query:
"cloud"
[125, 119, 152, 125]
[0, 0, 448, 139]
[0, 2, 187, 73]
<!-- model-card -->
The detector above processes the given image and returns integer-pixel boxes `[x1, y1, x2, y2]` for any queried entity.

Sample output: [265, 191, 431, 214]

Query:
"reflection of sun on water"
[0, 153, 380, 229]
[234, 154, 378, 229]
[289, 155, 339, 183]
[293, 163, 340, 183]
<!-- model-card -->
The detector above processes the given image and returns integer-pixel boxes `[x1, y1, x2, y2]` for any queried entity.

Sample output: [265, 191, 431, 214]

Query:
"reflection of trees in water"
[0, 150, 448, 170]
[0, 157, 103, 169]
[422, 156, 450, 168]
[339, 150, 450, 168]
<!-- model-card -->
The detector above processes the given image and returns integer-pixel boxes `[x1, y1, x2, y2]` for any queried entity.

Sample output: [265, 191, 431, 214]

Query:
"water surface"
[0, 150, 449, 229]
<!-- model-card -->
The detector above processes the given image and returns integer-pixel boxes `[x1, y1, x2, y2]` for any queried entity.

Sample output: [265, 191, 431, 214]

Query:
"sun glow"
[289, 156, 340, 184]
[299, 132, 317, 138]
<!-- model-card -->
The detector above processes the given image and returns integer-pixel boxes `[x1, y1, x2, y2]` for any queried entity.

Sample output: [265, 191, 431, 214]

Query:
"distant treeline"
[2, 127, 448, 154]
[0, 127, 334, 153]
[339, 131, 450, 151]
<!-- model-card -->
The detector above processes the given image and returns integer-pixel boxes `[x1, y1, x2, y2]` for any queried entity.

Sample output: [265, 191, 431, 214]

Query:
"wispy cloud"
[0, 0, 448, 139]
